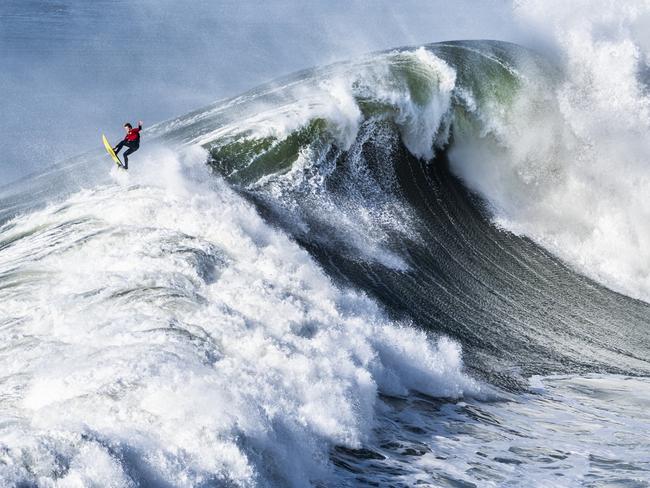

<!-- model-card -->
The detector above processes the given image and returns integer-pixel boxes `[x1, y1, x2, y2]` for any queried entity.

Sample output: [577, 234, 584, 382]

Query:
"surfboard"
[102, 134, 124, 168]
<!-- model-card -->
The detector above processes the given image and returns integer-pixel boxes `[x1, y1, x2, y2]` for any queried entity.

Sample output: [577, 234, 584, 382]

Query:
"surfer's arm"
[138, 121, 143, 130]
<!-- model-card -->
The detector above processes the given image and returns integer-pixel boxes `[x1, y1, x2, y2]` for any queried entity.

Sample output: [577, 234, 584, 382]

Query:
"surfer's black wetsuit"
[113, 123, 142, 169]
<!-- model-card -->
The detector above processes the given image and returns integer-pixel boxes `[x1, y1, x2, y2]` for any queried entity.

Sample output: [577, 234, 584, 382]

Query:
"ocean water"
[1, 1, 650, 487]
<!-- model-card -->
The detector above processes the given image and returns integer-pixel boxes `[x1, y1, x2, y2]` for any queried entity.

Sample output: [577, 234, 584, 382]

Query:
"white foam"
[348, 47, 457, 159]
[0, 148, 479, 487]
[448, 2, 650, 303]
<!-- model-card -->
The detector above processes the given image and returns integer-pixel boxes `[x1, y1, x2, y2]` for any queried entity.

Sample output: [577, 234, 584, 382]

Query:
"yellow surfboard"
[102, 134, 124, 167]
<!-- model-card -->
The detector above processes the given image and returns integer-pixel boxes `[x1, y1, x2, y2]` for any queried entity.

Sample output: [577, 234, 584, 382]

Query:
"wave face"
[157, 41, 650, 384]
[1, 40, 650, 486]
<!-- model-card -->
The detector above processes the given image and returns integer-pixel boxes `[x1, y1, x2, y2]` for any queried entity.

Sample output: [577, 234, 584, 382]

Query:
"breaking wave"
[1, 33, 649, 487]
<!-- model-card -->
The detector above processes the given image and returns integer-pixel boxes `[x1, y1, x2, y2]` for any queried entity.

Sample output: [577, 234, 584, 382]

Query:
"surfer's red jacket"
[124, 124, 142, 143]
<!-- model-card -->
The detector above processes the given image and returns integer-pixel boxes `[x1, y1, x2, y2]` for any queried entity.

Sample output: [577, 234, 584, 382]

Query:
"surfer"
[113, 121, 143, 169]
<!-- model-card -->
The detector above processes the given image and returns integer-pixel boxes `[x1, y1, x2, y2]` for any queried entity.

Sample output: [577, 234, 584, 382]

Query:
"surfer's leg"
[113, 141, 125, 154]
[123, 146, 138, 169]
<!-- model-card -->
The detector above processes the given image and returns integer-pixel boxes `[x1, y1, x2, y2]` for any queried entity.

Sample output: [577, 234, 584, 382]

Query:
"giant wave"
[156, 40, 650, 382]
[1, 40, 649, 487]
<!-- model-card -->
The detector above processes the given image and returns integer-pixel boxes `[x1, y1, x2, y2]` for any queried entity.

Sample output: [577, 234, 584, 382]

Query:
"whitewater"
[2, 1, 650, 487]
[0, 150, 483, 486]
[2, 147, 649, 486]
